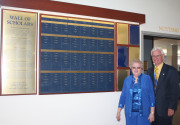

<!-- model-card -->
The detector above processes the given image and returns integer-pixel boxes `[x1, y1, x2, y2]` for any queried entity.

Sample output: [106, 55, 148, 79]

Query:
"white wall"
[1, 0, 180, 125]
[0, 92, 123, 125]
[53, 0, 180, 36]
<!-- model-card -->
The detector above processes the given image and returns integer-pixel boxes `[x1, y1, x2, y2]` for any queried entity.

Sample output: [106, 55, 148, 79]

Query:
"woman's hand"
[116, 112, 121, 121]
[116, 108, 122, 121]
[148, 112, 155, 123]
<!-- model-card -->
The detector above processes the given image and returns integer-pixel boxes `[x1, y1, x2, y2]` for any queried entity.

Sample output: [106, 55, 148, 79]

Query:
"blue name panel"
[40, 15, 115, 94]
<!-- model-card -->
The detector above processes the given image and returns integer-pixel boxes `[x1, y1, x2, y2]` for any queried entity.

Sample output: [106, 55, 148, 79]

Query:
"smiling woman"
[130, 59, 143, 78]
[116, 58, 155, 125]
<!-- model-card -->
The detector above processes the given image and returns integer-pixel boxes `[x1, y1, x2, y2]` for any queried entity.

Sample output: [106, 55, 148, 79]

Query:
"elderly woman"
[116, 59, 155, 125]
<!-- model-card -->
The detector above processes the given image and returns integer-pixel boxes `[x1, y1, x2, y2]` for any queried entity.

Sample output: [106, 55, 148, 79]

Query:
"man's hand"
[168, 109, 174, 116]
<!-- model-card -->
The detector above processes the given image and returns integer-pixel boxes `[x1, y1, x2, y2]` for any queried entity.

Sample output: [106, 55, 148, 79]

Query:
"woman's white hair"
[130, 58, 144, 70]
[151, 47, 165, 56]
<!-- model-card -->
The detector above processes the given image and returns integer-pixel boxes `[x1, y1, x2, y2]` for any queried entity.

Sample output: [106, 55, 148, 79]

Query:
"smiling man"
[147, 47, 179, 125]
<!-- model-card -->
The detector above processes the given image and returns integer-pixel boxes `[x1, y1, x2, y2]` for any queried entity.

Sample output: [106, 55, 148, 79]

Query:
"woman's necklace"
[134, 77, 138, 84]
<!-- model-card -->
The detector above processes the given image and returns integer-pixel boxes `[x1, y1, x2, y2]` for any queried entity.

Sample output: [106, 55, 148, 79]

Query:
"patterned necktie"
[155, 67, 159, 82]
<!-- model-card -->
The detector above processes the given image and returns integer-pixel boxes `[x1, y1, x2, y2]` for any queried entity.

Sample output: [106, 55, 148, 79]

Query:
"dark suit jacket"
[147, 63, 179, 117]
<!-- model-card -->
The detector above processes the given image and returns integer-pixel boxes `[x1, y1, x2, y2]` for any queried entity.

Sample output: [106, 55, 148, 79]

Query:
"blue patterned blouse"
[132, 81, 141, 112]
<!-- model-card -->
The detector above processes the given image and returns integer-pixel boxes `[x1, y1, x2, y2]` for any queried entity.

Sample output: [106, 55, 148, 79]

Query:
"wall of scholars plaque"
[1, 10, 37, 95]
[40, 15, 115, 94]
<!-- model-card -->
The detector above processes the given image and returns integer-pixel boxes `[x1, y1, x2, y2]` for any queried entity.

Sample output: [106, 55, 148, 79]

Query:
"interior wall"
[0, 6, 127, 125]
[0, 0, 180, 125]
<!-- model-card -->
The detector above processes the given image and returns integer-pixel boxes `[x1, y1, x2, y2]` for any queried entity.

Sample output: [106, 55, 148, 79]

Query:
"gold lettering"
[159, 26, 164, 31]
[159, 26, 179, 33]
[165, 27, 168, 31]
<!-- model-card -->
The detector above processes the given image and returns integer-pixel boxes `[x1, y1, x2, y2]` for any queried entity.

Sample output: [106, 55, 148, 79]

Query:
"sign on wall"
[1, 10, 37, 95]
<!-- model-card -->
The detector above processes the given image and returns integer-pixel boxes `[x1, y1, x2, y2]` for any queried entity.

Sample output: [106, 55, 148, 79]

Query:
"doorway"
[143, 35, 180, 125]
[143, 35, 180, 72]
[143, 35, 180, 97]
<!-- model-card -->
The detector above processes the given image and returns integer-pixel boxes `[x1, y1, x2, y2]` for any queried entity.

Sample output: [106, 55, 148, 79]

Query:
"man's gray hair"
[151, 47, 165, 56]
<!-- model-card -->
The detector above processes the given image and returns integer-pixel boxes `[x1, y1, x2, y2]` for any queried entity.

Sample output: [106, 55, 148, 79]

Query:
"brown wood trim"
[114, 23, 118, 91]
[117, 67, 130, 69]
[0, 0, 145, 24]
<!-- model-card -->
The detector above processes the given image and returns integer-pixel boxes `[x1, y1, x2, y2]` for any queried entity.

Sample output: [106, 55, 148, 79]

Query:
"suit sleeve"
[147, 68, 154, 81]
[168, 69, 179, 110]
[147, 68, 152, 76]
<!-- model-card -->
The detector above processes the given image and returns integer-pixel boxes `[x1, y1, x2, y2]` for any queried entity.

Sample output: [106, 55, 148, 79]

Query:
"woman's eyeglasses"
[132, 67, 141, 69]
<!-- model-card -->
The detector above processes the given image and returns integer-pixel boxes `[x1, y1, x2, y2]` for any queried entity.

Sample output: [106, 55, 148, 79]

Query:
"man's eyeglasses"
[152, 54, 162, 58]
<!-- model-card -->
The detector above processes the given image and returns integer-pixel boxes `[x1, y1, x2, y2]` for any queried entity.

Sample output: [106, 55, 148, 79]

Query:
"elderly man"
[147, 47, 179, 125]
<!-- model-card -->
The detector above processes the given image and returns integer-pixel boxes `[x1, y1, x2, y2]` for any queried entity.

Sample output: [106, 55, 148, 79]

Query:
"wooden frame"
[0, 0, 145, 24]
